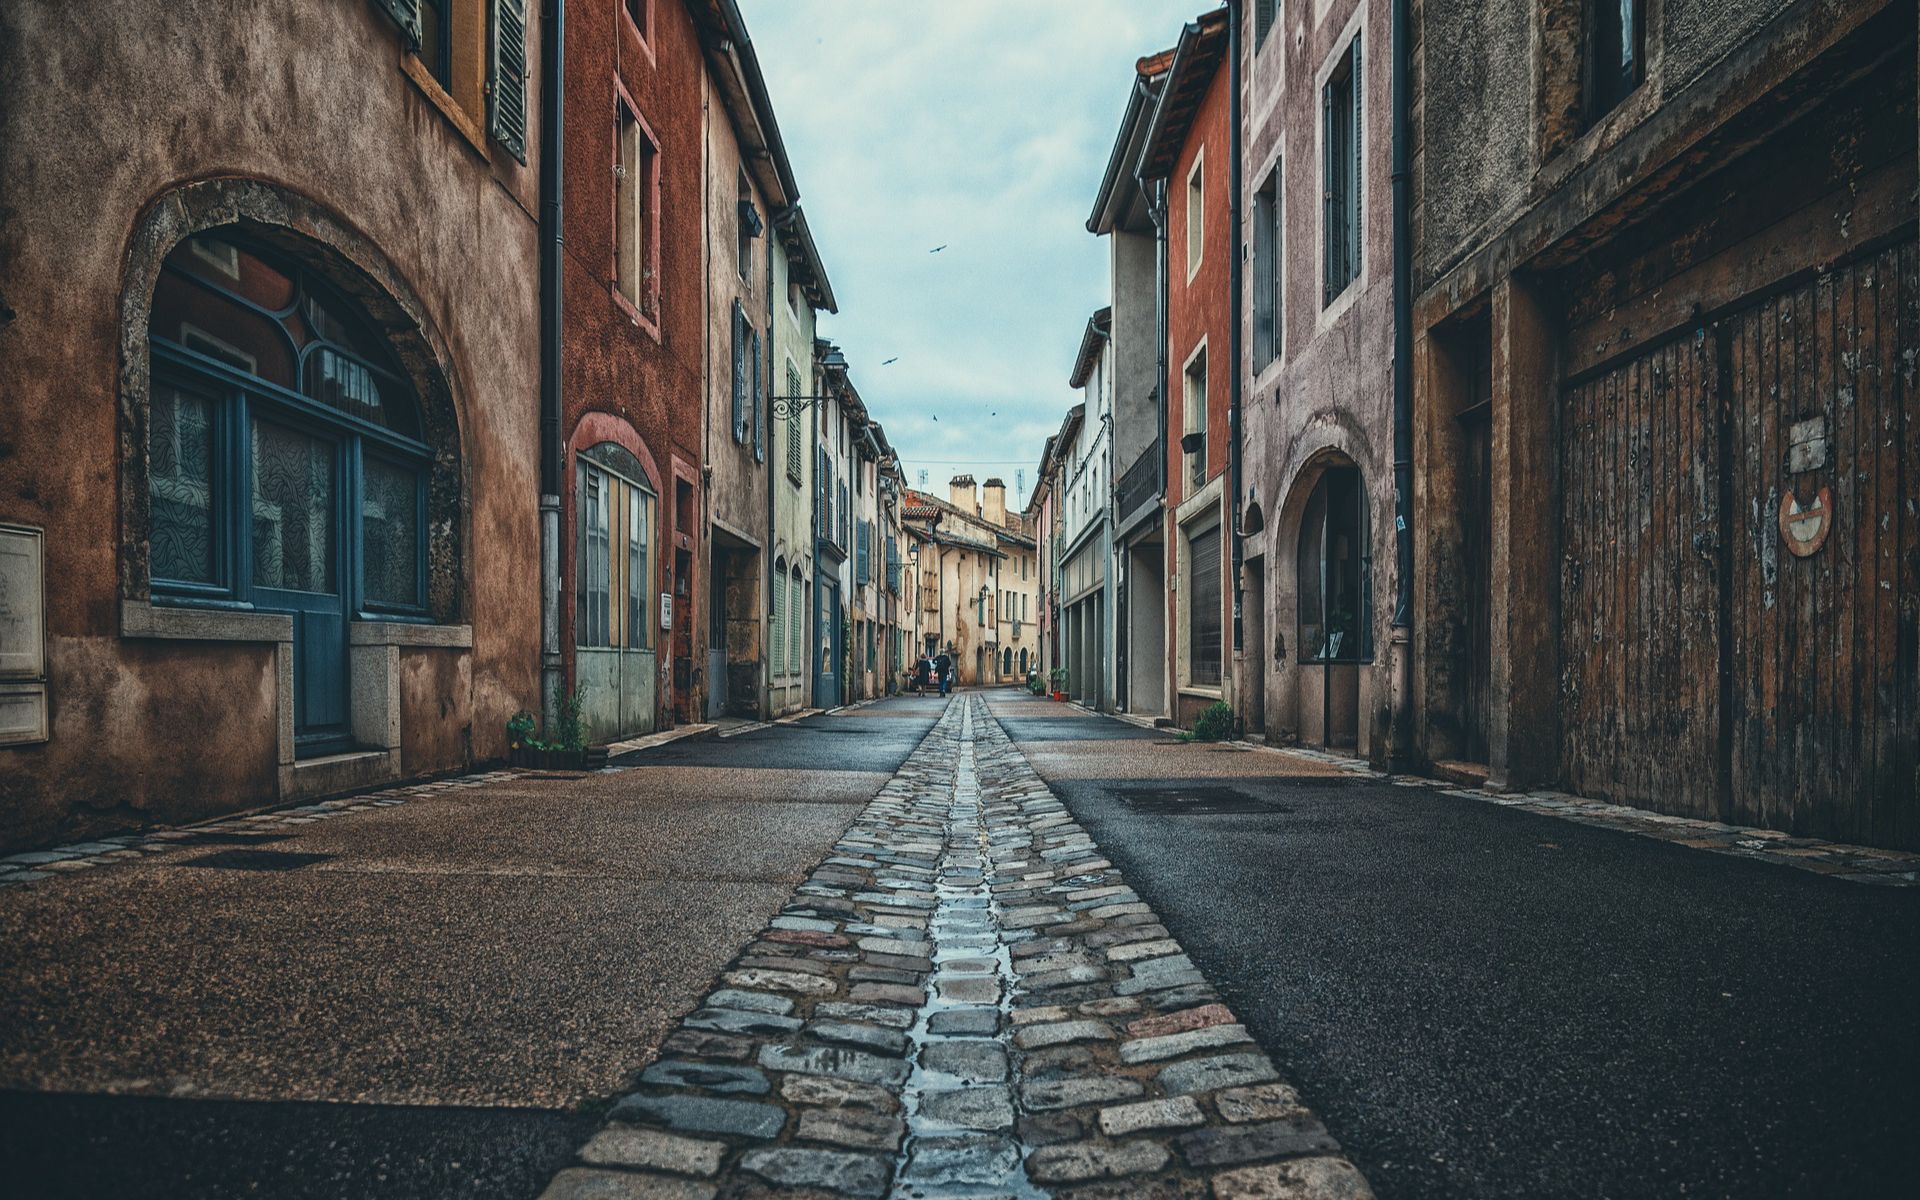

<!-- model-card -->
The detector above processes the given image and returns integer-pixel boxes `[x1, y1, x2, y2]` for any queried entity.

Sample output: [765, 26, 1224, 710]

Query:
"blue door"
[249, 415, 351, 756]
[816, 580, 841, 709]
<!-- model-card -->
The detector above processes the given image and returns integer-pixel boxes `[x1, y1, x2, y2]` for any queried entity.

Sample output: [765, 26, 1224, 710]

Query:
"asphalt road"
[0, 703, 939, 1200]
[989, 690, 1920, 1199]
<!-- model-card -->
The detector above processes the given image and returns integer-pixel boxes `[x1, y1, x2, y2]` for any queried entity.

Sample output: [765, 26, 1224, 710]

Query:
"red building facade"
[560, 0, 709, 739]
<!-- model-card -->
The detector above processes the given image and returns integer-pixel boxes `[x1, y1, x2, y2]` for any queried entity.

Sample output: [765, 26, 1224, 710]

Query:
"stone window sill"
[122, 599, 292, 644]
[350, 621, 474, 649]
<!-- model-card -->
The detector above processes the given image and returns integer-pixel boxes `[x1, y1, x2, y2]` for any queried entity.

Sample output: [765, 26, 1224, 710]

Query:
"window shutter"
[731, 303, 747, 443]
[772, 565, 785, 674]
[856, 523, 869, 584]
[488, 0, 529, 164]
[752, 328, 765, 463]
[373, 0, 422, 49]
[1322, 82, 1335, 306]
[1349, 36, 1363, 286]
[1252, 190, 1273, 365]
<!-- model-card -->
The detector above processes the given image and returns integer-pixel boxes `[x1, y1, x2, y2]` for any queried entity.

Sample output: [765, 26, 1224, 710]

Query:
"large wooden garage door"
[1561, 239, 1918, 847]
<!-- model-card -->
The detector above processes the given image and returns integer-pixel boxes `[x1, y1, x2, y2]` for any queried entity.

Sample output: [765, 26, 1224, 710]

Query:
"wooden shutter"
[372, 0, 422, 48]
[1321, 81, 1336, 305]
[1252, 185, 1274, 365]
[488, 0, 529, 164]
[1348, 36, 1363, 287]
[752, 328, 765, 462]
[856, 523, 870, 584]
[731, 303, 748, 443]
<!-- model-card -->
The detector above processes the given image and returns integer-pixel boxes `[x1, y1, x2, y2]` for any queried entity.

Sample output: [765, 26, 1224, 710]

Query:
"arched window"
[788, 566, 804, 679]
[772, 556, 789, 676]
[1002, 647, 1013, 676]
[1019, 648, 1029, 675]
[1297, 465, 1372, 662]
[148, 230, 432, 755]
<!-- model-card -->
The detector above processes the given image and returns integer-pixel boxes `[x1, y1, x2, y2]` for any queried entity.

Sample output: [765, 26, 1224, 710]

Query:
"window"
[1187, 523, 1222, 687]
[615, 100, 659, 319]
[1183, 348, 1208, 489]
[623, 0, 652, 46]
[772, 556, 788, 675]
[730, 302, 751, 444]
[1254, 0, 1278, 48]
[1185, 149, 1205, 278]
[575, 447, 654, 652]
[376, 0, 527, 163]
[1587, 0, 1646, 121]
[1322, 35, 1362, 304]
[788, 568, 804, 678]
[785, 363, 804, 482]
[148, 231, 429, 612]
[1253, 165, 1282, 368]
[1297, 466, 1372, 662]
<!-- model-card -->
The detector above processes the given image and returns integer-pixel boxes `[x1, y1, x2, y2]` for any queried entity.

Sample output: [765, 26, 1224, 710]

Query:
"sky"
[737, 0, 1204, 512]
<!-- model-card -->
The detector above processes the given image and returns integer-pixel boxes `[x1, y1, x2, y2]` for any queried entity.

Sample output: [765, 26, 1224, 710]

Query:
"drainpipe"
[1228, 0, 1246, 683]
[538, 0, 567, 731]
[765, 209, 782, 721]
[1388, 0, 1417, 770]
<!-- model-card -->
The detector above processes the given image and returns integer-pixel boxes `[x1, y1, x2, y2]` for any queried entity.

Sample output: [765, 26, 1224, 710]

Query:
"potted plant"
[1049, 667, 1069, 702]
[507, 711, 538, 768]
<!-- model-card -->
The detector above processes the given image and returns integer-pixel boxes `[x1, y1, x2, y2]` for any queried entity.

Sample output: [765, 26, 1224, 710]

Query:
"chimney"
[981, 478, 1007, 527]
[949, 474, 978, 514]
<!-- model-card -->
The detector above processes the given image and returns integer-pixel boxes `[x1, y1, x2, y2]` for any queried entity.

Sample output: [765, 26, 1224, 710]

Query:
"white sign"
[659, 593, 673, 631]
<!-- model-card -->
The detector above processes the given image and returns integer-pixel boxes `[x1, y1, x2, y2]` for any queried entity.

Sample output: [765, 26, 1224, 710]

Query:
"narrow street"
[6, 692, 1916, 1197]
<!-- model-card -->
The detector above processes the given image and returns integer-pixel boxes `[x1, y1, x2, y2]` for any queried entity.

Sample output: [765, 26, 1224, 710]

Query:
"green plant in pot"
[1049, 667, 1068, 700]
[1191, 701, 1235, 743]
[506, 711, 537, 767]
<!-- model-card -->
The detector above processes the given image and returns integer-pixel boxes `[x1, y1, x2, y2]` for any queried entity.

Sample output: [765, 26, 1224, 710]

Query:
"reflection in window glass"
[363, 456, 421, 607]
[150, 384, 217, 583]
[251, 420, 335, 593]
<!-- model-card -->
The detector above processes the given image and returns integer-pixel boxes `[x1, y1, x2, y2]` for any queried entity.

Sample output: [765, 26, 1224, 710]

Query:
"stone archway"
[1270, 447, 1374, 752]
[118, 177, 468, 622]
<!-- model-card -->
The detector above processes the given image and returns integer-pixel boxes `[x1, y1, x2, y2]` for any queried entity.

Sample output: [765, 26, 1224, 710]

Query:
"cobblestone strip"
[540, 697, 1373, 1199]
[0, 771, 520, 889]
[1255, 743, 1920, 887]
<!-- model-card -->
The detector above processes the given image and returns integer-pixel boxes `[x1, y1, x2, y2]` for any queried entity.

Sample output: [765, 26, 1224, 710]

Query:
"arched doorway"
[575, 441, 658, 741]
[1293, 461, 1372, 751]
[147, 229, 437, 757]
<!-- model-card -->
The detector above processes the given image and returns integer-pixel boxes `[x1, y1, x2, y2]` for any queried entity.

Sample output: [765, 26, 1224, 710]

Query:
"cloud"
[738, 0, 1202, 508]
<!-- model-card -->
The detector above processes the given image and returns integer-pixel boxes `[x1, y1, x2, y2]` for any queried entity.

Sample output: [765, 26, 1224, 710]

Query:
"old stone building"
[1412, 0, 1917, 847]
[905, 479, 1039, 687]
[0, 0, 543, 851]
[1238, 0, 1399, 759]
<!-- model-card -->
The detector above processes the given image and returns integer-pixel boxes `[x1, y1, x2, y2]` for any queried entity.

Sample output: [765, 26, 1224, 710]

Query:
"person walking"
[934, 648, 954, 696]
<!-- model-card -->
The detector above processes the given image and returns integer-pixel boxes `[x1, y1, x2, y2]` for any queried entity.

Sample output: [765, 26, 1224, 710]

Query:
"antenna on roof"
[917, 469, 928, 490]
[1016, 469, 1025, 505]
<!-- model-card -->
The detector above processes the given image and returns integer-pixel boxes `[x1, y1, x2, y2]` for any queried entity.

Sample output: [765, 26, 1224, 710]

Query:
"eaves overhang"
[1138, 8, 1229, 183]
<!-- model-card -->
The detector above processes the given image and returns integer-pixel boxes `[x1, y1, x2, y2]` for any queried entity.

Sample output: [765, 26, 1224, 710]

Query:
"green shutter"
[489, 0, 529, 164]
[731, 303, 748, 443]
[1349, 35, 1362, 286]
[752, 328, 765, 463]
[373, 0, 422, 48]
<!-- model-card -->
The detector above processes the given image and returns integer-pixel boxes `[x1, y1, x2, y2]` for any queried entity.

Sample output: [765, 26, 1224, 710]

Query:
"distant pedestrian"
[935, 649, 954, 696]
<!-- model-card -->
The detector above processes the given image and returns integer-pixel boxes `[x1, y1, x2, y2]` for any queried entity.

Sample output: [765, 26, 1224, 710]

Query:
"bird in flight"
[929, 245, 947, 254]
[882, 357, 899, 365]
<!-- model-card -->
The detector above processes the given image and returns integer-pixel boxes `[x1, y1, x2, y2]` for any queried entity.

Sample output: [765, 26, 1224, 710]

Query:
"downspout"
[1388, 0, 1417, 769]
[1149, 176, 1170, 721]
[538, 0, 567, 731]
[764, 210, 781, 721]
[1228, 0, 1246, 691]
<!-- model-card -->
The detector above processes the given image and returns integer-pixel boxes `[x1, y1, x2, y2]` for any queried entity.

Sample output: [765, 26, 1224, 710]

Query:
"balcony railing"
[1116, 435, 1162, 520]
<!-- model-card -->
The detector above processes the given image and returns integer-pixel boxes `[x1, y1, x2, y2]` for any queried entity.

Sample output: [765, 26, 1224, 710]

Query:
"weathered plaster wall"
[0, 0, 540, 849]
[768, 235, 818, 715]
[1241, 0, 1398, 756]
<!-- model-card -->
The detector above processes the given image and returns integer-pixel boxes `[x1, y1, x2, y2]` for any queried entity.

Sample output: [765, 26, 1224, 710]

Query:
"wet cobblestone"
[539, 697, 1373, 1198]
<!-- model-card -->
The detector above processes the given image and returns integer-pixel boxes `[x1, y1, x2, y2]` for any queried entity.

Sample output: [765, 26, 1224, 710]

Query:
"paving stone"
[899, 1135, 1021, 1186]
[1012, 1019, 1115, 1050]
[1114, 967, 1207, 996]
[1176, 1118, 1340, 1168]
[848, 981, 924, 1006]
[1010, 1004, 1071, 1025]
[927, 1007, 1001, 1035]
[757, 1043, 910, 1087]
[1098, 1095, 1207, 1137]
[1079, 997, 1142, 1018]
[1207, 1157, 1376, 1200]
[608, 1094, 786, 1140]
[762, 928, 851, 948]
[1026, 1139, 1171, 1183]
[577, 1127, 726, 1176]
[780, 1073, 900, 1113]
[807, 1020, 910, 1057]
[1157, 1053, 1282, 1096]
[738, 1147, 889, 1198]
[1127, 1002, 1236, 1039]
[538, 1168, 716, 1200]
[638, 1060, 770, 1095]
[723, 968, 835, 995]
[682, 1008, 802, 1037]
[795, 1106, 905, 1152]
[1019, 1076, 1145, 1111]
[812, 1000, 916, 1030]
[1215, 1083, 1312, 1124]
[655, 1030, 755, 1062]
[739, 954, 833, 976]
[920, 1038, 1009, 1082]
[863, 949, 934, 972]
[1018, 1109, 1088, 1146]
[936, 975, 1001, 1004]
[920, 1085, 1015, 1131]
[848, 964, 921, 986]
[1118, 1023, 1254, 1064]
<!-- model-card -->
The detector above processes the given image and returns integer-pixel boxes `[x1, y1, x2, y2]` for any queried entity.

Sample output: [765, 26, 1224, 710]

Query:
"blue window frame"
[147, 231, 432, 620]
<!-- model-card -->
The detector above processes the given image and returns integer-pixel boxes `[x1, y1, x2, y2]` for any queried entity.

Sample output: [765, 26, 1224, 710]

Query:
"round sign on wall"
[1779, 486, 1834, 558]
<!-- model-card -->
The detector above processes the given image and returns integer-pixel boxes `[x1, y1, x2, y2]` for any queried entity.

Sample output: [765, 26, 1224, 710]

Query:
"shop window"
[576, 445, 655, 651]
